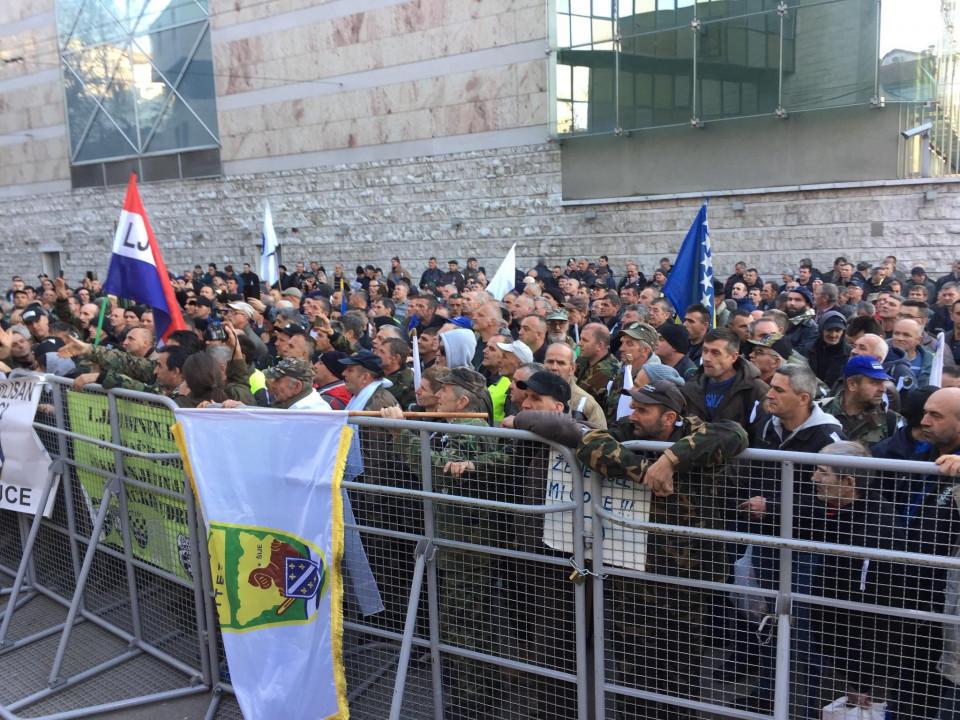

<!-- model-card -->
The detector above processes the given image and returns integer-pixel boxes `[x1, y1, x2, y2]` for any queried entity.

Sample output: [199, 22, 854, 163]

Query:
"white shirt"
[290, 389, 332, 411]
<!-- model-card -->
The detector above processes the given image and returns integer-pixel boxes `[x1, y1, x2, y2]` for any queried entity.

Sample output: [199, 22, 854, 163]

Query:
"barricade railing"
[0, 376, 209, 719]
[4, 378, 960, 720]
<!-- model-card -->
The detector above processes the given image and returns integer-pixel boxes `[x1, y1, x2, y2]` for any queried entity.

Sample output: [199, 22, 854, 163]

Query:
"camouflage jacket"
[396, 418, 505, 547]
[575, 352, 620, 412]
[86, 346, 156, 387]
[576, 416, 748, 585]
[385, 367, 417, 410]
[820, 391, 902, 448]
[603, 364, 634, 427]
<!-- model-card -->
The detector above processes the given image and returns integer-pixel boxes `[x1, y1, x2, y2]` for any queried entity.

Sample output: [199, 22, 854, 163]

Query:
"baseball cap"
[911, 266, 926, 276]
[496, 339, 534, 364]
[196, 297, 213, 308]
[276, 321, 309, 336]
[281, 287, 302, 300]
[744, 333, 793, 361]
[591, 278, 609, 290]
[263, 358, 314, 383]
[339, 349, 384, 376]
[522, 276, 537, 286]
[618, 322, 659, 348]
[622, 379, 686, 414]
[856, 261, 872, 271]
[546, 308, 569, 322]
[657, 323, 689, 354]
[449, 316, 474, 330]
[843, 355, 891, 381]
[517, 371, 571, 405]
[226, 301, 254, 319]
[436, 367, 487, 398]
[21, 305, 46, 324]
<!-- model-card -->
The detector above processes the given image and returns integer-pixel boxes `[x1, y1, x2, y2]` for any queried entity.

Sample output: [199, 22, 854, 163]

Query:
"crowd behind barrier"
[0, 379, 959, 719]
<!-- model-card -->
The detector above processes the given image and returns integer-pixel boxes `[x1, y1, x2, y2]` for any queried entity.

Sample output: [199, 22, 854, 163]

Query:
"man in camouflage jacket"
[517, 379, 748, 719]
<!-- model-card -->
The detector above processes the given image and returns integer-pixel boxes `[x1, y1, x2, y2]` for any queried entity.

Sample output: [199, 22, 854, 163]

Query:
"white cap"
[496, 340, 534, 364]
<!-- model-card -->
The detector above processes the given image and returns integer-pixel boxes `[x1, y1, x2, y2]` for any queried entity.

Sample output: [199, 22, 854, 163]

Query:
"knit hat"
[657, 323, 690, 354]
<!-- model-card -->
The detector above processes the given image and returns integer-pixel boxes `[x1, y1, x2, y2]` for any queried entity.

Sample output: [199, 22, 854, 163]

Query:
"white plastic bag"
[822, 696, 887, 719]
[732, 546, 768, 620]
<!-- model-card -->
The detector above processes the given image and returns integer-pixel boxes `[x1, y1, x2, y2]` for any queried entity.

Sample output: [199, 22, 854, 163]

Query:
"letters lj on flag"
[103, 173, 186, 343]
[174, 409, 351, 720]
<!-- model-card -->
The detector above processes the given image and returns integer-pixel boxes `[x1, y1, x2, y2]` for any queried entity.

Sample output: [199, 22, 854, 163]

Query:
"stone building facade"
[0, 0, 957, 282]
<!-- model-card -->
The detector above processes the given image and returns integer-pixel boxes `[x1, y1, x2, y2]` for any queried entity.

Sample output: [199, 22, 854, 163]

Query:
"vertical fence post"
[773, 459, 794, 720]
[567, 449, 590, 720]
[54, 384, 84, 596]
[419, 429, 445, 720]
[589, 459, 607, 720]
[108, 393, 143, 644]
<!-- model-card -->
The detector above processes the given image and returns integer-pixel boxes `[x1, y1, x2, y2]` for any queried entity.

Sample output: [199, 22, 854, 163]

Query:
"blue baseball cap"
[843, 355, 891, 381]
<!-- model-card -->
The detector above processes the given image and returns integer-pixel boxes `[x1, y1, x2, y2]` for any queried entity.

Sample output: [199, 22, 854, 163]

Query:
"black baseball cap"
[315, 351, 348, 379]
[21, 304, 46, 324]
[276, 322, 309, 336]
[516, 371, 571, 405]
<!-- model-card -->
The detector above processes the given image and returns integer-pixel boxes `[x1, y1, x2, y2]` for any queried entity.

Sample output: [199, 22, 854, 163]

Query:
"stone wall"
[1, 142, 959, 284]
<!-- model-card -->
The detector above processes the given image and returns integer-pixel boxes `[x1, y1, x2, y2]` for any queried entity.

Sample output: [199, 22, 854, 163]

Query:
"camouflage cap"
[618, 321, 659, 348]
[264, 358, 315, 383]
[436, 367, 487, 399]
[743, 333, 793, 361]
[546, 308, 569, 322]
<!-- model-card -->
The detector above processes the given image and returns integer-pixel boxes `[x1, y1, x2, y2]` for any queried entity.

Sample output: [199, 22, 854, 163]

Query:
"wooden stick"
[347, 411, 487, 419]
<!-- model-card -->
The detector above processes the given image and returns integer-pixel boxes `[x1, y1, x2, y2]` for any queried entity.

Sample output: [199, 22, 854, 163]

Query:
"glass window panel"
[558, 17, 571, 48]
[592, 19, 614, 43]
[75, 109, 137, 162]
[167, 31, 218, 139]
[558, 0, 570, 12]
[65, 0, 127, 48]
[701, 78, 723, 116]
[619, 26, 693, 130]
[592, 0, 614, 18]
[104, 157, 140, 185]
[571, 15, 592, 47]
[571, 0, 591, 15]
[747, 29, 766, 68]
[145, 97, 212, 152]
[619, 70, 635, 104]
[572, 101, 590, 131]
[135, 0, 207, 34]
[878, 0, 942, 102]
[573, 65, 591, 101]
[722, 81, 740, 115]
[780, 0, 878, 112]
[63, 73, 100, 156]
[70, 163, 104, 188]
[180, 148, 221, 178]
[557, 100, 575, 133]
[594, 41, 615, 50]
[140, 152, 180, 181]
[557, 64, 573, 99]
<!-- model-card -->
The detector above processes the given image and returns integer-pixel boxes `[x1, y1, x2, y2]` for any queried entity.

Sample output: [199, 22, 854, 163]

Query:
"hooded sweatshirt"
[439, 328, 478, 370]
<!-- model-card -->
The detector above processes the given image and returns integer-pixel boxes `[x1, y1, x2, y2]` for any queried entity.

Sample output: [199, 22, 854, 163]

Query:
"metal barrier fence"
[2, 376, 959, 720]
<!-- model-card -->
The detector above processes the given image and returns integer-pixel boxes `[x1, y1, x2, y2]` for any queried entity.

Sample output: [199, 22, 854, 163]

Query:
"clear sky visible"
[880, 0, 946, 56]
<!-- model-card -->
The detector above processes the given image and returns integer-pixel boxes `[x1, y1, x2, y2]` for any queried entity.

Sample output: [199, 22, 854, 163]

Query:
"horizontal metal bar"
[22, 684, 210, 720]
[0, 619, 73, 656]
[45, 456, 186, 501]
[34, 424, 181, 460]
[342, 621, 579, 683]
[343, 480, 577, 514]
[604, 680, 769, 720]
[593, 507, 960, 569]
[6, 649, 142, 711]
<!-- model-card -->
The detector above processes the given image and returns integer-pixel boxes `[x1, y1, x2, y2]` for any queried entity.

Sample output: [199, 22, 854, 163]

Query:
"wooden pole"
[346, 411, 486, 419]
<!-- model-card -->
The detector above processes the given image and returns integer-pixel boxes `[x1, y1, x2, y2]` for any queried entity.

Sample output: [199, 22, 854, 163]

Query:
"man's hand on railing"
[936, 454, 960, 477]
[642, 455, 675, 497]
[72, 372, 99, 390]
[738, 495, 767, 519]
[58, 335, 92, 358]
[443, 460, 475, 477]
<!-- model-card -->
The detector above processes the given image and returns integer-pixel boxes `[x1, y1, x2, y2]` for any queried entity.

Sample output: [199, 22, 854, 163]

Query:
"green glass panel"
[618, 25, 694, 130]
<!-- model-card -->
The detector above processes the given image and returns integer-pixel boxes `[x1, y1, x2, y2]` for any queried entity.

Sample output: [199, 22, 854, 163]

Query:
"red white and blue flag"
[103, 173, 185, 343]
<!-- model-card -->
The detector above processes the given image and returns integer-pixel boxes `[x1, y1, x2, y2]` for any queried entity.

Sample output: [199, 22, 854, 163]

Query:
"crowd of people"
[3, 251, 960, 718]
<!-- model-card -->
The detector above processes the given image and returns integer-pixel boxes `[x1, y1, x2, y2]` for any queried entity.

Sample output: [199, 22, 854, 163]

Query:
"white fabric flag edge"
[486, 243, 517, 300]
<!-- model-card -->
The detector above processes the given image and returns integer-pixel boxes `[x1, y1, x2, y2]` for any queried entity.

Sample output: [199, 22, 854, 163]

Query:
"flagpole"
[93, 298, 108, 346]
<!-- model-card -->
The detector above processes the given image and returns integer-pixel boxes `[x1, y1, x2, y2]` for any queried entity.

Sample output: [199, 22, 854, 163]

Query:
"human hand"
[738, 496, 767, 519]
[72, 372, 99, 390]
[501, 415, 515, 428]
[643, 455, 675, 497]
[54, 276, 70, 300]
[58, 335, 92, 358]
[248, 298, 266, 314]
[220, 399, 245, 409]
[936, 454, 960, 478]
[443, 460, 475, 477]
[380, 406, 404, 420]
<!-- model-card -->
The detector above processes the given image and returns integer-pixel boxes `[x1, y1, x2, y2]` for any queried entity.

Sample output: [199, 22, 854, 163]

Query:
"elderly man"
[375, 337, 415, 409]
[605, 322, 659, 425]
[891, 317, 934, 386]
[340, 349, 397, 411]
[744, 333, 793, 386]
[543, 342, 606, 427]
[517, 313, 548, 363]
[225, 300, 268, 362]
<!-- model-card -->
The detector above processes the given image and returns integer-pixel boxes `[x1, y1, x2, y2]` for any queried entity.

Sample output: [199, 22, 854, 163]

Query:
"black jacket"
[805, 337, 850, 390]
[681, 357, 769, 435]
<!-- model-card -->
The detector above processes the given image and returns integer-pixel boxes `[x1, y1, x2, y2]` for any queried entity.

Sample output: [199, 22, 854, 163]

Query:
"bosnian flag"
[103, 173, 185, 343]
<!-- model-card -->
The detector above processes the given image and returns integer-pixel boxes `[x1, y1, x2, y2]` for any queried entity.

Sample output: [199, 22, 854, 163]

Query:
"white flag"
[486, 243, 516, 300]
[616, 365, 634, 420]
[174, 409, 350, 720]
[412, 332, 422, 391]
[930, 331, 946, 388]
[260, 202, 280, 289]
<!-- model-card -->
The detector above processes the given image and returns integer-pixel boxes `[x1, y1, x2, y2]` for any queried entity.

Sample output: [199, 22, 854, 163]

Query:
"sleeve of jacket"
[667, 418, 750, 471]
[90, 347, 156, 386]
[53, 297, 84, 333]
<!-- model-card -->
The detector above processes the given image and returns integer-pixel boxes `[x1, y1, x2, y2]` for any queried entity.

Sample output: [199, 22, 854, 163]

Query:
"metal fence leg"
[418, 429, 445, 720]
[388, 539, 435, 720]
[47, 477, 119, 685]
[773, 460, 795, 720]
[0, 466, 59, 647]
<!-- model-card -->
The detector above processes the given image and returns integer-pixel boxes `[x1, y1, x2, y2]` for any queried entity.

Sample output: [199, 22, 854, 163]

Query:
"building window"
[57, 0, 220, 186]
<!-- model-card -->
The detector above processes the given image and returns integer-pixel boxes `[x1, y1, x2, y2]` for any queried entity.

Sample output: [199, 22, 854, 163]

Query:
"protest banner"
[543, 449, 651, 571]
[66, 391, 192, 581]
[0, 375, 55, 516]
